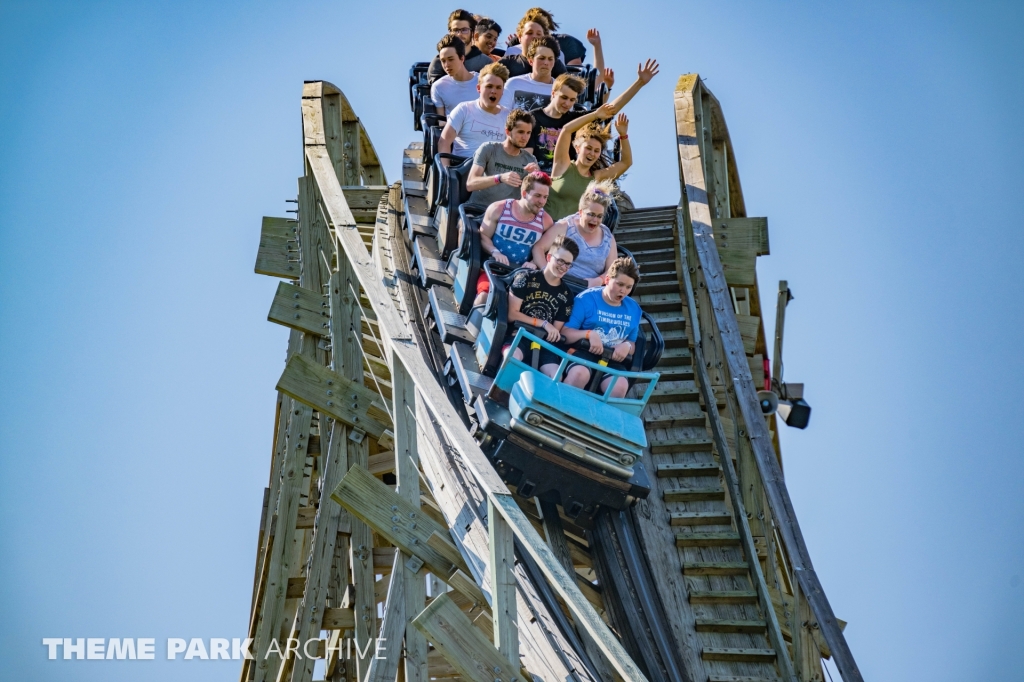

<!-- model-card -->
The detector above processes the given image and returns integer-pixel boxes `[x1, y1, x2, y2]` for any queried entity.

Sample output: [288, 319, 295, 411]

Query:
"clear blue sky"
[1, 1, 1021, 680]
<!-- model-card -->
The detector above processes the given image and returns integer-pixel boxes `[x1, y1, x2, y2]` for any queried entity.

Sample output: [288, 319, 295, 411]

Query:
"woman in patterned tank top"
[530, 180, 618, 287]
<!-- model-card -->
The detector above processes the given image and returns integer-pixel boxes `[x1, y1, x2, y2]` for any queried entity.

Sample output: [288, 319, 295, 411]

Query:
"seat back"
[474, 262, 518, 377]
[435, 154, 473, 257]
[452, 204, 487, 315]
[639, 310, 664, 371]
[409, 62, 429, 113]
[419, 114, 445, 213]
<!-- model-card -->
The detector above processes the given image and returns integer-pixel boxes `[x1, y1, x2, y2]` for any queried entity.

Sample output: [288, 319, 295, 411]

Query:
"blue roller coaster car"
[474, 327, 659, 524]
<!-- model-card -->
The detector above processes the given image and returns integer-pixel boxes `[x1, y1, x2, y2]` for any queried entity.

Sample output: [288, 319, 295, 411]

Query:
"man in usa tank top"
[474, 171, 554, 305]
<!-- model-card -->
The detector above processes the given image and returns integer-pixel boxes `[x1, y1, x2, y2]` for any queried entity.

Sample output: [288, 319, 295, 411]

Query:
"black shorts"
[568, 350, 630, 374]
[503, 337, 562, 368]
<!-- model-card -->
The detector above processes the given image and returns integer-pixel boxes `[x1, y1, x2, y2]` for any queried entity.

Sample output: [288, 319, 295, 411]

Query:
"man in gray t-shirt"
[466, 109, 540, 206]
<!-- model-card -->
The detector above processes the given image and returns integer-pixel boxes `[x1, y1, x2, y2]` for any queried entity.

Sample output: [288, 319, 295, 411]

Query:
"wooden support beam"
[276, 353, 391, 439]
[255, 216, 298, 278]
[392, 356, 428, 682]
[488, 498, 518, 666]
[411, 594, 525, 682]
[362, 548, 405, 682]
[268, 281, 329, 337]
[331, 466, 464, 582]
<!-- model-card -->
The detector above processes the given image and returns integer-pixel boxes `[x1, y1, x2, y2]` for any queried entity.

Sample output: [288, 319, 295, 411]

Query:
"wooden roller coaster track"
[243, 76, 862, 682]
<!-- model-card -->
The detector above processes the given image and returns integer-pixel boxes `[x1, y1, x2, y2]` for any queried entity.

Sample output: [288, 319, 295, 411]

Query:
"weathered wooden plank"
[321, 607, 356, 629]
[392, 357, 428, 682]
[255, 216, 298, 278]
[362, 549, 405, 682]
[276, 353, 390, 439]
[711, 217, 769, 288]
[268, 281, 329, 337]
[331, 466, 459, 579]
[411, 594, 525, 682]
[488, 498, 517, 665]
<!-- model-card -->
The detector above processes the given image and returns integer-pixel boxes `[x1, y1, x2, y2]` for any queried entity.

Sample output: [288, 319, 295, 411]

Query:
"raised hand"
[596, 102, 617, 120]
[638, 59, 660, 85]
[614, 113, 629, 136]
[602, 67, 615, 90]
[586, 28, 602, 47]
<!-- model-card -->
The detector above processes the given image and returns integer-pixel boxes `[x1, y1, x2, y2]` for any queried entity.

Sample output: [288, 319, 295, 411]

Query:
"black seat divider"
[434, 153, 474, 258]
[452, 204, 487, 316]
[476, 261, 518, 377]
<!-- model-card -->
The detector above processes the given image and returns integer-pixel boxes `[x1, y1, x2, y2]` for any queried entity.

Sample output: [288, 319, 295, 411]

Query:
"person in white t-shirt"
[430, 34, 479, 116]
[438, 61, 510, 162]
[499, 35, 559, 111]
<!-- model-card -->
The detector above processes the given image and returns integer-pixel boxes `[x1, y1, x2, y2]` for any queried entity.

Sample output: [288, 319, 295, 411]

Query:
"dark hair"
[506, 108, 535, 131]
[526, 34, 560, 61]
[437, 34, 466, 59]
[549, 234, 579, 260]
[608, 256, 640, 283]
[474, 17, 501, 35]
[524, 7, 558, 31]
[447, 9, 476, 34]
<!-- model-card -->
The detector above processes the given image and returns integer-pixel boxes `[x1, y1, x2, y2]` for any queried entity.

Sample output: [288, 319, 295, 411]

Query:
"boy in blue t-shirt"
[561, 257, 643, 398]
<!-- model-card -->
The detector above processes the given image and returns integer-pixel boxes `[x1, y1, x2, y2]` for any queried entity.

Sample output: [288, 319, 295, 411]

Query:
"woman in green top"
[546, 102, 632, 220]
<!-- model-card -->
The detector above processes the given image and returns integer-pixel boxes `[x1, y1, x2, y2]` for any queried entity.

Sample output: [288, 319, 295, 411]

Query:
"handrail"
[503, 327, 660, 406]
[674, 74, 862, 681]
[302, 81, 650, 682]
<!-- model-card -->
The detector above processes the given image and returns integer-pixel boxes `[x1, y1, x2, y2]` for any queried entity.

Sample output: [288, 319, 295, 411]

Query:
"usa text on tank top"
[492, 199, 546, 266]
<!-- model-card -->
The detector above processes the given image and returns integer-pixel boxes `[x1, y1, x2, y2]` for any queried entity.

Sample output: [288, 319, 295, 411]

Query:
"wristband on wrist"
[619, 134, 629, 140]
[494, 174, 501, 184]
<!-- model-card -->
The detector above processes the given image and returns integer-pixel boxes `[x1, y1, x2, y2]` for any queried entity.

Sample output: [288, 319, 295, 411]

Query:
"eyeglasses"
[550, 257, 573, 270]
[451, 26, 472, 35]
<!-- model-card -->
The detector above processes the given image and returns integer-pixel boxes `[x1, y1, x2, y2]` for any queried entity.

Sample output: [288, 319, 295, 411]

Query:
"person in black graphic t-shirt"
[503, 235, 580, 377]
[526, 73, 587, 172]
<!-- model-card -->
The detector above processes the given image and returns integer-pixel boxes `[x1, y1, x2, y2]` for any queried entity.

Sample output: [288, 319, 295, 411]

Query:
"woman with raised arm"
[544, 102, 630, 221]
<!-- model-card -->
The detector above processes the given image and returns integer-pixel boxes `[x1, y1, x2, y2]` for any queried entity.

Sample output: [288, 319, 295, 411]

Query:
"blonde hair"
[552, 73, 586, 95]
[575, 121, 612, 148]
[578, 180, 616, 212]
[479, 61, 510, 83]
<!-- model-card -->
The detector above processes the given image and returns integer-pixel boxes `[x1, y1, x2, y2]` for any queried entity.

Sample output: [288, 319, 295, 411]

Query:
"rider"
[560, 256, 643, 398]
[472, 17, 503, 60]
[430, 35, 479, 116]
[503, 235, 580, 377]
[466, 109, 540, 206]
[438, 62, 509, 162]
[531, 180, 617, 286]
[500, 35, 560, 110]
[474, 171, 554, 305]
[528, 59, 659, 172]
[428, 10, 492, 82]
[544, 102, 631, 221]
[499, 15, 568, 79]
